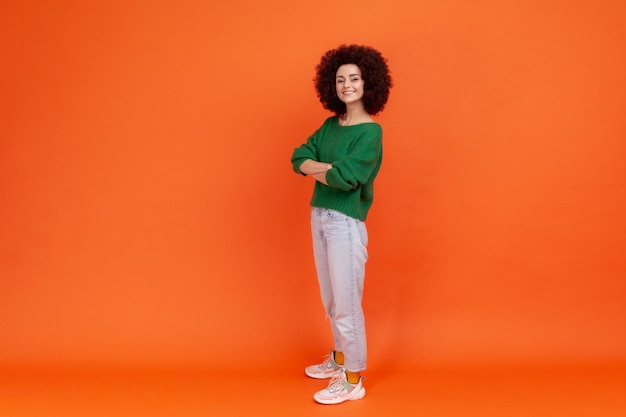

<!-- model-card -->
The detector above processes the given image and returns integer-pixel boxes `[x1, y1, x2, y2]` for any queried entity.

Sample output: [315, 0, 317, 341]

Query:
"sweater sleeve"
[291, 127, 322, 175]
[326, 125, 382, 191]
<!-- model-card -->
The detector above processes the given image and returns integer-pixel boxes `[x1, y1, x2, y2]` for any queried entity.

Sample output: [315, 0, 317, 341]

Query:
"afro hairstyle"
[314, 44, 392, 116]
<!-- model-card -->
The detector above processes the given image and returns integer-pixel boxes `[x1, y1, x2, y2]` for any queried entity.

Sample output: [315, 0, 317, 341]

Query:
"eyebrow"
[336, 74, 361, 78]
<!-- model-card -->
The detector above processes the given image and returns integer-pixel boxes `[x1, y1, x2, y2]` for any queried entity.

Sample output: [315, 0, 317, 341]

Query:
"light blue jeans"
[310, 207, 368, 372]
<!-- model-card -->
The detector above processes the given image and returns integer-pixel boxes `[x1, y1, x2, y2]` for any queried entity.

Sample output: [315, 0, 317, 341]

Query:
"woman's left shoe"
[313, 370, 366, 405]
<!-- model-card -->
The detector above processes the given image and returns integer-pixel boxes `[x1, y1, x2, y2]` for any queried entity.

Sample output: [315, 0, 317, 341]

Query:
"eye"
[336, 79, 344, 84]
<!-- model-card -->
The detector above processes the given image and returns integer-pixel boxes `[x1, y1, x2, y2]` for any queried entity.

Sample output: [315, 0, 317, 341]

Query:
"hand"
[311, 172, 328, 185]
[299, 160, 333, 175]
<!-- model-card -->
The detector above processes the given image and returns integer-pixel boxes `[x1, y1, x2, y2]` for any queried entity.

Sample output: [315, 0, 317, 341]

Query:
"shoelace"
[319, 355, 335, 369]
[325, 373, 348, 394]
[320, 354, 334, 370]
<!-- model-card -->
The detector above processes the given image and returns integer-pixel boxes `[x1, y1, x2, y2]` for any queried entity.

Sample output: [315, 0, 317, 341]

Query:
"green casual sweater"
[291, 116, 383, 221]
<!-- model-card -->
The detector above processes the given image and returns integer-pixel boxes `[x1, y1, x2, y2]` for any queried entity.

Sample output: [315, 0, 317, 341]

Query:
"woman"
[291, 44, 392, 405]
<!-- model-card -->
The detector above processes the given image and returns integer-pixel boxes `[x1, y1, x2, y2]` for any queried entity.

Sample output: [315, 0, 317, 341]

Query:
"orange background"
[1, 0, 625, 374]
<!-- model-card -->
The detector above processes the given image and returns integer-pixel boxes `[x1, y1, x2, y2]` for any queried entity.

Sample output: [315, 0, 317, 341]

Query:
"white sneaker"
[305, 351, 342, 379]
[313, 370, 366, 405]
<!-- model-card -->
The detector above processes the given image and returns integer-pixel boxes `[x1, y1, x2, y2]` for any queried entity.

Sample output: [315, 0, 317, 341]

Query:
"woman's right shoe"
[305, 350, 342, 379]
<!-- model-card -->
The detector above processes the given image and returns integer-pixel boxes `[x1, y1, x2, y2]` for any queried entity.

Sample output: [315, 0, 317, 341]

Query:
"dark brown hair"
[314, 44, 392, 115]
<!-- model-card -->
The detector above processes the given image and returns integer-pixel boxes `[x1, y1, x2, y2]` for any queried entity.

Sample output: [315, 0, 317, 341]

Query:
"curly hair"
[314, 44, 392, 116]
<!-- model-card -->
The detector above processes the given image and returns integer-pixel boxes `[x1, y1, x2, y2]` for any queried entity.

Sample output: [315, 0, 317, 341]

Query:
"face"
[335, 64, 364, 104]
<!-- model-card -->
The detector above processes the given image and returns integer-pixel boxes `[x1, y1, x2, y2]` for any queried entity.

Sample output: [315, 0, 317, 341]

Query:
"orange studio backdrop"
[1, 0, 625, 372]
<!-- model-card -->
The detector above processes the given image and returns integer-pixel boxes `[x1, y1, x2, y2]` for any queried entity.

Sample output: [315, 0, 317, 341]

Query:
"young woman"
[291, 44, 392, 405]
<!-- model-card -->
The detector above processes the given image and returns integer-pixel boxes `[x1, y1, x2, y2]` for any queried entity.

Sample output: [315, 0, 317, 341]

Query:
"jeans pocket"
[326, 209, 348, 222]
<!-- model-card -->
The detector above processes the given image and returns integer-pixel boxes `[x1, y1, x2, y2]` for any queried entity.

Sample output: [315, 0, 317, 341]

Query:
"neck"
[340, 102, 372, 126]
[345, 101, 366, 117]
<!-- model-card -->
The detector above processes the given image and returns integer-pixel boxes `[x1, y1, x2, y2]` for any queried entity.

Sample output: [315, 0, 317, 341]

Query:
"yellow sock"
[333, 351, 345, 366]
[345, 370, 361, 384]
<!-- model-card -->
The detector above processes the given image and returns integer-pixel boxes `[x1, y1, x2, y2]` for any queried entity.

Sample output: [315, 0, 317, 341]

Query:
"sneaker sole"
[305, 369, 341, 379]
[313, 387, 366, 405]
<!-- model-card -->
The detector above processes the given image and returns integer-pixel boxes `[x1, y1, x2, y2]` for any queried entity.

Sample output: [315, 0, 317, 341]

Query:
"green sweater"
[291, 116, 383, 221]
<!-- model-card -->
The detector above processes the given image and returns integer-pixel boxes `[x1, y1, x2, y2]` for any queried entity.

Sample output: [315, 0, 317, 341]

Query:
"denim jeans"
[310, 207, 368, 372]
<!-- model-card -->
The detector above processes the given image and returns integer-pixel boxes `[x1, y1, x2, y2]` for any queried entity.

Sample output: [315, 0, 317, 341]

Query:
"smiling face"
[335, 64, 364, 105]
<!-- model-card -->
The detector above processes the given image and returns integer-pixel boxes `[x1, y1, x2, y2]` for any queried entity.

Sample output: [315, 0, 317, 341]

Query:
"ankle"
[345, 370, 361, 384]
[333, 350, 345, 366]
